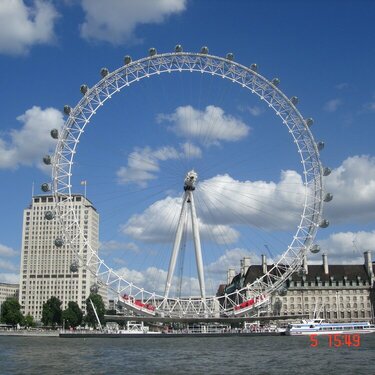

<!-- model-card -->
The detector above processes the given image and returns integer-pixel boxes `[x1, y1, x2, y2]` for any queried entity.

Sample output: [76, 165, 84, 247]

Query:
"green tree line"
[0, 293, 106, 329]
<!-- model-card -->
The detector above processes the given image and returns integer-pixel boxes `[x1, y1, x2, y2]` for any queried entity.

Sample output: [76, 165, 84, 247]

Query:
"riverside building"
[224, 251, 375, 322]
[19, 194, 105, 321]
[0, 282, 19, 308]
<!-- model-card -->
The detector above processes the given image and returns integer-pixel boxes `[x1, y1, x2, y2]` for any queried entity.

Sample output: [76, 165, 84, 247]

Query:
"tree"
[62, 301, 83, 329]
[85, 293, 105, 328]
[0, 297, 24, 327]
[24, 314, 36, 328]
[41, 296, 62, 327]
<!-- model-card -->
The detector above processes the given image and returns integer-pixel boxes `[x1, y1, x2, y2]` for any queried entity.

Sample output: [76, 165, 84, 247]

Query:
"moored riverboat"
[286, 319, 375, 335]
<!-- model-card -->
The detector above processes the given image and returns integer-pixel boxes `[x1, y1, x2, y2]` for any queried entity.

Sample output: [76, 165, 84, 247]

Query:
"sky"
[0, 0, 375, 297]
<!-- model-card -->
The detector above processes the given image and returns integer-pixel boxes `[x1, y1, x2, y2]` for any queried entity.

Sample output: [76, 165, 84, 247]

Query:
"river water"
[0, 334, 374, 375]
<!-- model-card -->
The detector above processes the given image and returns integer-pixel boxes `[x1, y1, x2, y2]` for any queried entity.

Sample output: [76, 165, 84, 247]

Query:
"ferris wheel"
[43, 45, 332, 318]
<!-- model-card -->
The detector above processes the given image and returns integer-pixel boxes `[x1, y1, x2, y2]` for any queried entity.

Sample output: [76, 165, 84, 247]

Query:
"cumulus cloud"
[310, 230, 375, 264]
[323, 98, 342, 112]
[121, 170, 306, 245]
[196, 171, 305, 231]
[205, 248, 261, 276]
[117, 143, 201, 186]
[80, 0, 186, 44]
[158, 105, 250, 146]
[122, 195, 240, 245]
[0, 106, 64, 170]
[0, 0, 58, 55]
[114, 248, 264, 296]
[324, 155, 375, 223]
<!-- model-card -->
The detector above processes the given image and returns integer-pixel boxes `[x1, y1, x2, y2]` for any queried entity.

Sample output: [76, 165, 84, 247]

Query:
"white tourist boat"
[286, 319, 375, 335]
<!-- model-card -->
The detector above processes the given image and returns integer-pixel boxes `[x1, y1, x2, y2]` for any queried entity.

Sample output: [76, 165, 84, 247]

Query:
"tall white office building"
[19, 194, 103, 321]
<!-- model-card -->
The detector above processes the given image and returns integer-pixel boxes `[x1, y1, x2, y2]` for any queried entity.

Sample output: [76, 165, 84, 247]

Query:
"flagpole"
[81, 180, 87, 199]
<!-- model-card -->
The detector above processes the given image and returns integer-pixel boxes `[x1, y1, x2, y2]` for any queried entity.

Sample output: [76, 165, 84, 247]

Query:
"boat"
[117, 321, 161, 335]
[285, 318, 375, 335]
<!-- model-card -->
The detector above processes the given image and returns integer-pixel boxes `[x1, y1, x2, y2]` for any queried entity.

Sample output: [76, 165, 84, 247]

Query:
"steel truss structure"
[48, 48, 329, 318]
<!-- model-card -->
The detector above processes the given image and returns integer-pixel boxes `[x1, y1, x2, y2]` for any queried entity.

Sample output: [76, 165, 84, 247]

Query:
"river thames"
[0, 335, 374, 374]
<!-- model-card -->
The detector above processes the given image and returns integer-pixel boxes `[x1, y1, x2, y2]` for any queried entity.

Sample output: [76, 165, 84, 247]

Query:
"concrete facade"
[19, 195, 103, 321]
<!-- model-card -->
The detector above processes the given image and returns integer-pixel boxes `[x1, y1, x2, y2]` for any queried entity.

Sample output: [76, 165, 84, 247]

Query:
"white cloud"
[80, 0, 186, 44]
[114, 249, 263, 296]
[180, 142, 202, 159]
[196, 171, 305, 231]
[323, 98, 342, 112]
[324, 155, 375, 223]
[117, 143, 201, 186]
[121, 170, 306, 244]
[0, 106, 64, 170]
[246, 106, 264, 117]
[115, 266, 176, 296]
[0, 244, 18, 257]
[205, 248, 261, 276]
[158, 105, 250, 146]
[121, 195, 240, 245]
[0, 273, 19, 284]
[0, 0, 58, 55]
[310, 230, 375, 264]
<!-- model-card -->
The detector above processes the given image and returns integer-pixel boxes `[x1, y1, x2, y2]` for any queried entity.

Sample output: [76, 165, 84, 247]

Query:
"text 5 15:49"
[310, 334, 361, 348]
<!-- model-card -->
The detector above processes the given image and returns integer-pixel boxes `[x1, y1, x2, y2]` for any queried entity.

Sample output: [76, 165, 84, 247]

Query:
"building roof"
[243, 263, 375, 285]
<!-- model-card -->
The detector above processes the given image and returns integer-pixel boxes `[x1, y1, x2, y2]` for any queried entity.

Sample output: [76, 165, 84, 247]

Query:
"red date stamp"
[310, 334, 361, 348]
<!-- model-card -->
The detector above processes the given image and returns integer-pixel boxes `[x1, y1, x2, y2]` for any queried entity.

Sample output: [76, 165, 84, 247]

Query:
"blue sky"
[1, 0, 375, 296]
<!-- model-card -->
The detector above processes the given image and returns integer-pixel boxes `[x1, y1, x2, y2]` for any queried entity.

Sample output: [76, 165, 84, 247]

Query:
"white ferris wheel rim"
[50, 49, 325, 317]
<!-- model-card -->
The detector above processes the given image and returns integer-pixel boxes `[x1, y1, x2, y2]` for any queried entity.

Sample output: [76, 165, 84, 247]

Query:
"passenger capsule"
[271, 78, 280, 86]
[90, 284, 99, 294]
[80, 84, 88, 94]
[41, 183, 50, 192]
[323, 167, 332, 176]
[290, 96, 298, 105]
[100, 67, 109, 77]
[226, 53, 234, 61]
[70, 262, 79, 273]
[175, 44, 183, 53]
[200, 46, 209, 54]
[43, 155, 51, 165]
[44, 211, 55, 220]
[54, 238, 64, 247]
[149, 47, 157, 56]
[305, 118, 314, 127]
[323, 193, 333, 202]
[310, 244, 321, 254]
[124, 55, 132, 65]
[63, 105, 71, 115]
[317, 141, 325, 151]
[319, 219, 329, 228]
[50, 129, 59, 139]
[278, 287, 287, 296]
[250, 63, 258, 72]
